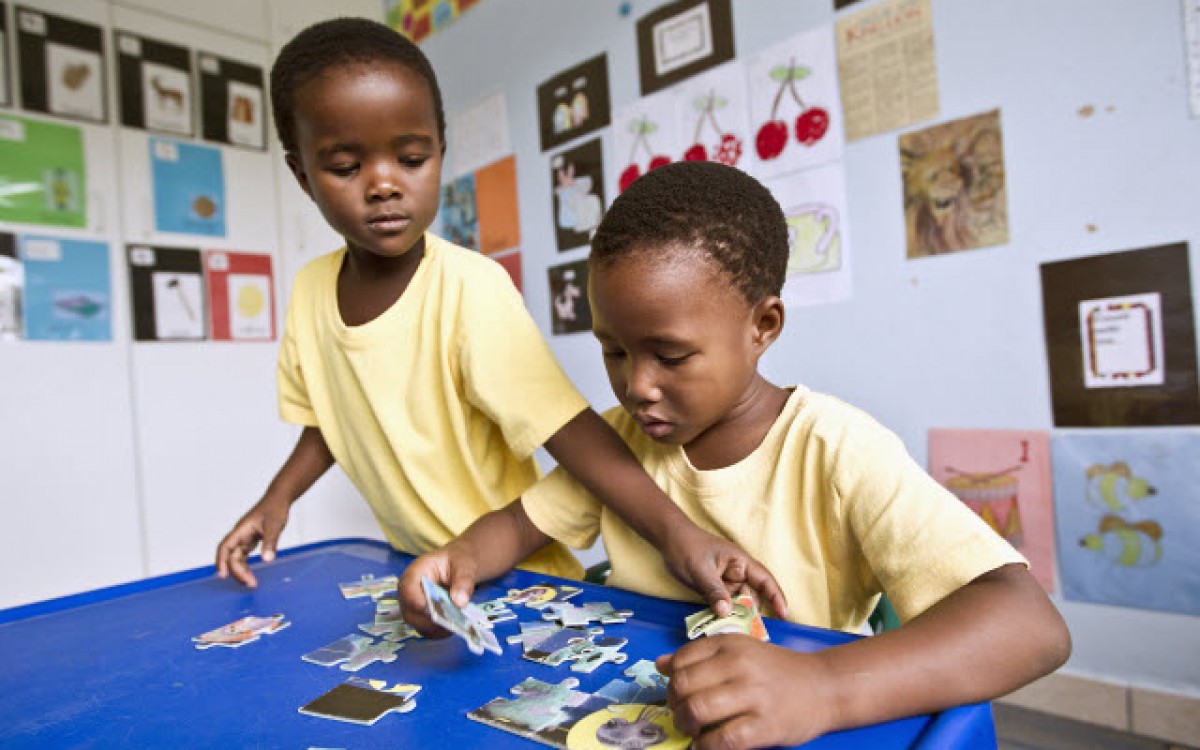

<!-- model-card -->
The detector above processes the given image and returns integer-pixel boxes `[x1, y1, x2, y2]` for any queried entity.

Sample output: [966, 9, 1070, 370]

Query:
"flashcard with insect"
[468, 676, 612, 746]
[685, 594, 769, 641]
[337, 573, 399, 600]
[503, 582, 583, 610]
[422, 577, 502, 655]
[301, 634, 404, 672]
[298, 676, 421, 726]
[541, 601, 633, 627]
[192, 613, 289, 649]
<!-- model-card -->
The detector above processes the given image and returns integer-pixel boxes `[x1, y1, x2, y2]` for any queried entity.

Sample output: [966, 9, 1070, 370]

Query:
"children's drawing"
[440, 173, 479, 250]
[549, 138, 605, 251]
[536, 54, 611, 152]
[746, 26, 843, 180]
[1052, 430, 1200, 616]
[765, 161, 852, 308]
[548, 259, 591, 335]
[614, 91, 678, 193]
[672, 60, 750, 169]
[899, 108, 1008, 259]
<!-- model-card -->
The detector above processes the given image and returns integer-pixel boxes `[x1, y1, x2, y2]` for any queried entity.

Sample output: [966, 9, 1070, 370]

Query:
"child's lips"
[367, 214, 411, 233]
[636, 415, 673, 438]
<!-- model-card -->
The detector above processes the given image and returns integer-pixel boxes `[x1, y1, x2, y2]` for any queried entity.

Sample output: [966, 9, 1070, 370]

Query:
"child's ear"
[751, 295, 785, 350]
[285, 153, 314, 199]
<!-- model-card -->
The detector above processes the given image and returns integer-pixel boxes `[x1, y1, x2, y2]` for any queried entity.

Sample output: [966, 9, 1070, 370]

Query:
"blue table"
[0, 539, 996, 748]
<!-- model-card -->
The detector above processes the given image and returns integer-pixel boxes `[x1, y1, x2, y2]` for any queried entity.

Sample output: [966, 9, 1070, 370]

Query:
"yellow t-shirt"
[277, 234, 588, 579]
[523, 387, 1025, 632]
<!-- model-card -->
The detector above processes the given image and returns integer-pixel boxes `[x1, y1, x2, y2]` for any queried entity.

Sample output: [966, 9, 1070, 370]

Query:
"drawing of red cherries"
[682, 91, 744, 167]
[755, 58, 830, 160]
[619, 117, 672, 192]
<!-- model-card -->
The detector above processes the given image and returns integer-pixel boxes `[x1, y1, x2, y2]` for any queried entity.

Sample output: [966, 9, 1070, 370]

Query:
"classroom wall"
[415, 0, 1200, 708]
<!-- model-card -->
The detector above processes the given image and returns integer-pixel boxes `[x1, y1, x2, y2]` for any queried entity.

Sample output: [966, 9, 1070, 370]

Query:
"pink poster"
[928, 429, 1056, 592]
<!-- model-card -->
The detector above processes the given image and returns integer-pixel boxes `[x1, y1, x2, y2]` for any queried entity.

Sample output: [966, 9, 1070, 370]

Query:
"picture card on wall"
[20, 235, 110, 341]
[763, 161, 852, 307]
[672, 59, 750, 170]
[447, 91, 511, 179]
[1051, 429, 1200, 616]
[127, 244, 206, 341]
[198, 52, 266, 150]
[1040, 243, 1200, 426]
[548, 258, 590, 335]
[899, 109, 1009, 259]
[116, 30, 193, 136]
[536, 54, 610, 152]
[204, 250, 275, 342]
[636, 0, 735, 96]
[474, 155, 521, 255]
[0, 114, 86, 228]
[0, 3, 11, 108]
[16, 6, 107, 123]
[929, 429, 1056, 592]
[150, 138, 226, 237]
[612, 88, 679, 194]
[440, 172, 478, 250]
[0, 231, 19, 340]
[549, 138, 605, 252]
[745, 25, 843, 181]
[492, 250, 522, 295]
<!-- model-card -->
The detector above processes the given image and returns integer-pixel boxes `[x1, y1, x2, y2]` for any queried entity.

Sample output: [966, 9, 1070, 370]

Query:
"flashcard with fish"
[503, 582, 583, 610]
[192, 613, 289, 649]
[338, 574, 398, 600]
[685, 594, 769, 641]
[422, 577, 502, 655]
[298, 677, 420, 726]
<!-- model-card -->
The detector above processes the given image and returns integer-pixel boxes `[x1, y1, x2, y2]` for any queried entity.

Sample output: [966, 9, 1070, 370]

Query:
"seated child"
[399, 160, 1071, 748]
[214, 18, 784, 619]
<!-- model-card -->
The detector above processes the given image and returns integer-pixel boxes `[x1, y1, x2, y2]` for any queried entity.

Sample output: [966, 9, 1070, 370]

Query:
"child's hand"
[656, 635, 832, 750]
[214, 495, 290, 588]
[662, 525, 789, 619]
[397, 545, 479, 638]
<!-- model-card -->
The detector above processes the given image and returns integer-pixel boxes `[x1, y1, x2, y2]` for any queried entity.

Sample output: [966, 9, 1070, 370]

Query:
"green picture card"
[0, 115, 87, 229]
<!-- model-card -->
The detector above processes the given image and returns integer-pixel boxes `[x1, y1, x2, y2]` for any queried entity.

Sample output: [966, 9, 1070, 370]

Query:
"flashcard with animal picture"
[192, 613, 289, 649]
[536, 53, 611, 152]
[547, 258, 591, 336]
[115, 31, 193, 136]
[440, 172, 478, 250]
[0, 4, 11, 108]
[1040, 243, 1200, 427]
[929, 429, 1056, 592]
[150, 138, 226, 237]
[0, 114, 86, 229]
[0, 233, 20, 341]
[203, 250, 275, 342]
[835, 0, 939, 142]
[899, 109, 1009, 259]
[746, 25, 844, 181]
[126, 244, 205, 341]
[670, 59, 750, 171]
[16, 7, 107, 123]
[763, 161, 852, 308]
[613, 89, 680, 194]
[1051, 429, 1200, 616]
[550, 138, 606, 251]
[299, 676, 420, 725]
[198, 51, 266, 150]
[635, 0, 735, 96]
[421, 577, 502, 656]
[20, 235, 110, 342]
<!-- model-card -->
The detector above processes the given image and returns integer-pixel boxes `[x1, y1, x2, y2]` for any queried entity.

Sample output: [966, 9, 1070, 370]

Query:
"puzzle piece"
[302, 634, 404, 672]
[468, 677, 592, 733]
[505, 622, 602, 653]
[341, 640, 404, 672]
[685, 594, 769, 641]
[623, 659, 670, 690]
[299, 677, 421, 725]
[523, 628, 595, 667]
[503, 583, 583, 610]
[569, 635, 628, 673]
[594, 677, 669, 706]
[422, 577, 501, 655]
[192, 614, 289, 649]
[541, 601, 633, 627]
[357, 597, 423, 641]
[475, 598, 517, 624]
[338, 574, 399, 600]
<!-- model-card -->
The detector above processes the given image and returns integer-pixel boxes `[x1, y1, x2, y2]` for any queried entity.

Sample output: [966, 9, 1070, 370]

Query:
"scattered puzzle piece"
[476, 598, 517, 624]
[192, 614, 289, 649]
[422, 577, 502, 655]
[541, 601, 633, 627]
[302, 634, 404, 672]
[299, 677, 421, 725]
[505, 622, 603, 653]
[357, 597, 423, 641]
[569, 635, 628, 673]
[624, 659, 670, 690]
[685, 594, 769, 641]
[523, 628, 595, 667]
[566, 703, 689, 749]
[503, 583, 583, 610]
[468, 677, 594, 733]
[338, 574, 399, 600]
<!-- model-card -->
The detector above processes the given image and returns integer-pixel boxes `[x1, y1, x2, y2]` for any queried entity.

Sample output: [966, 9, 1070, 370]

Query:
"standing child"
[215, 18, 785, 619]
[399, 161, 1071, 749]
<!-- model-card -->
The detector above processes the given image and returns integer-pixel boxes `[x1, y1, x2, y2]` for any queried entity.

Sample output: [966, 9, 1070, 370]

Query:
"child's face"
[286, 62, 443, 259]
[590, 249, 774, 449]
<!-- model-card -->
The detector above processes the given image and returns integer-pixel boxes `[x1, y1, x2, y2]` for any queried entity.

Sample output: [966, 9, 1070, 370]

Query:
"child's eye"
[401, 155, 429, 168]
[657, 353, 691, 366]
[327, 164, 358, 177]
[601, 350, 626, 360]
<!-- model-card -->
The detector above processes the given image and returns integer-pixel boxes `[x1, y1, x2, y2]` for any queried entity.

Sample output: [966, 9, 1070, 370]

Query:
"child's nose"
[365, 162, 402, 200]
[625, 360, 661, 404]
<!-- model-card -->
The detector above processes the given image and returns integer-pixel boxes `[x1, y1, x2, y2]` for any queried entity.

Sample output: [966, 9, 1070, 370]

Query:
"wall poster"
[548, 257, 591, 336]
[16, 6, 107, 123]
[764, 161, 852, 308]
[127, 244, 206, 341]
[204, 250, 275, 342]
[0, 231, 21, 340]
[116, 30, 193, 136]
[0, 114, 86, 228]
[20, 234, 110, 341]
[0, 3, 11, 108]
[198, 51, 266, 150]
[549, 137, 605, 252]
[150, 138, 226, 237]
[536, 54, 611, 152]
[635, 0, 735, 96]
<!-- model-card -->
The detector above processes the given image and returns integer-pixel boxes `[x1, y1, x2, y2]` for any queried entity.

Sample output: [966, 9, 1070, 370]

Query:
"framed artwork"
[115, 30, 193, 136]
[548, 258, 591, 335]
[549, 138, 605, 252]
[635, 0, 735, 96]
[536, 54, 610, 152]
[16, 6, 107, 123]
[127, 244, 206, 341]
[1040, 242, 1200, 426]
[198, 51, 266, 150]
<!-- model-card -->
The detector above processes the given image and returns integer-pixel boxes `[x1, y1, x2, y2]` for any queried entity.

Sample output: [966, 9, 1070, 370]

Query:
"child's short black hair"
[590, 161, 789, 304]
[270, 17, 446, 155]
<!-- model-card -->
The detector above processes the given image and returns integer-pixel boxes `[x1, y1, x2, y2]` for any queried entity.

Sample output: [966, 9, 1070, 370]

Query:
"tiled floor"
[995, 704, 1198, 750]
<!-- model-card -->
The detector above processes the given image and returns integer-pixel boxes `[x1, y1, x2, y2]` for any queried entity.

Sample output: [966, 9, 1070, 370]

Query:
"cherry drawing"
[619, 117, 672, 192]
[755, 58, 830, 161]
[683, 91, 744, 167]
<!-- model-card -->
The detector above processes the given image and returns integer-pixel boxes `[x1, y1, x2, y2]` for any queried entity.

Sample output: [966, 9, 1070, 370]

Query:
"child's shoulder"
[426, 234, 516, 289]
[784, 387, 904, 453]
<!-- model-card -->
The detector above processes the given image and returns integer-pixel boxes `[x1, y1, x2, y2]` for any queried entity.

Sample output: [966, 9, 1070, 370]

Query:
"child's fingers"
[742, 561, 788, 619]
[227, 546, 259, 588]
[696, 575, 734, 618]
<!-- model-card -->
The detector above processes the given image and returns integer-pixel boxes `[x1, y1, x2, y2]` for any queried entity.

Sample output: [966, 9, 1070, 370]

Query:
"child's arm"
[397, 500, 550, 636]
[215, 426, 335, 587]
[544, 408, 788, 619]
[658, 563, 1070, 749]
